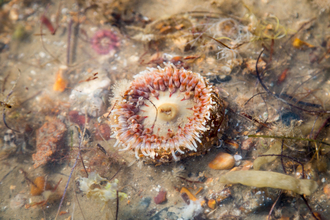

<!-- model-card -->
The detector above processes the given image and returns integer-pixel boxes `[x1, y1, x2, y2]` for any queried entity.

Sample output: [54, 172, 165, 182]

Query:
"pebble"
[208, 152, 235, 170]
[241, 138, 254, 151]
[9, 8, 19, 21]
[281, 112, 300, 126]
[207, 199, 216, 209]
[323, 184, 330, 197]
[139, 197, 151, 209]
[215, 187, 231, 202]
[94, 123, 111, 141]
[68, 110, 89, 127]
[154, 190, 167, 204]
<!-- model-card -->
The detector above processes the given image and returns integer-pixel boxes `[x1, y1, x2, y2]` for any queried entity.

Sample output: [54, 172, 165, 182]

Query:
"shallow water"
[1, 0, 330, 219]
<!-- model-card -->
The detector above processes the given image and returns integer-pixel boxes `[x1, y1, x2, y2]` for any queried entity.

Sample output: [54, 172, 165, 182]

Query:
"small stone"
[207, 199, 216, 209]
[68, 110, 89, 127]
[139, 197, 151, 209]
[154, 190, 167, 204]
[9, 8, 19, 21]
[323, 184, 330, 196]
[94, 123, 111, 141]
[281, 112, 300, 126]
[10, 185, 16, 192]
[215, 188, 231, 202]
[216, 75, 232, 82]
[208, 152, 235, 170]
[241, 138, 254, 151]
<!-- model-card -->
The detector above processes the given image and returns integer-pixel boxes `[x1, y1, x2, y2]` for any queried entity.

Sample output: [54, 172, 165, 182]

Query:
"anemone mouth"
[110, 63, 224, 162]
[157, 103, 179, 121]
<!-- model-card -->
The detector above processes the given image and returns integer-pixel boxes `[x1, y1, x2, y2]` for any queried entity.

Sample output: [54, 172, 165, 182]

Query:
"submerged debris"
[77, 172, 127, 203]
[70, 71, 110, 117]
[32, 118, 67, 168]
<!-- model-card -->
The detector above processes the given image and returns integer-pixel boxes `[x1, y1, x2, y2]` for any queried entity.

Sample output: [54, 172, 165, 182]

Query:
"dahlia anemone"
[91, 29, 120, 55]
[109, 63, 225, 163]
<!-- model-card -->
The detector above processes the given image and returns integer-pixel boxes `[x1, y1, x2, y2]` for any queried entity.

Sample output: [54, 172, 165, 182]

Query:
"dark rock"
[139, 197, 152, 209]
[281, 112, 300, 126]
[208, 75, 232, 84]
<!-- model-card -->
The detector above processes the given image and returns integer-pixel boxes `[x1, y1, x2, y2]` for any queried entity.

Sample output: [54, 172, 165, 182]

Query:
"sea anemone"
[91, 29, 120, 55]
[109, 63, 225, 163]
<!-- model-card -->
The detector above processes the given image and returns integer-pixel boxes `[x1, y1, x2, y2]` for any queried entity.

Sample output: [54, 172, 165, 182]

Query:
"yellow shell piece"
[292, 38, 314, 49]
[180, 187, 197, 201]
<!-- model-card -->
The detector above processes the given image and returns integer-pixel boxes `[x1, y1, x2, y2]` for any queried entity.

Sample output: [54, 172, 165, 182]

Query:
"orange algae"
[53, 67, 68, 92]
[30, 176, 52, 196]
[207, 199, 216, 209]
[292, 38, 314, 49]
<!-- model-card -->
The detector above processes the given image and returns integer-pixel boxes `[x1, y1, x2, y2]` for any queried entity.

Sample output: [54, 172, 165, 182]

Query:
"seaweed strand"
[255, 49, 330, 115]
[248, 134, 330, 146]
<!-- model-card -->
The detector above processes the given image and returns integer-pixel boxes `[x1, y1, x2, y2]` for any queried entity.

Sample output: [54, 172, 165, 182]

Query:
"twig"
[248, 134, 330, 147]
[109, 167, 122, 182]
[301, 195, 318, 220]
[55, 150, 80, 220]
[283, 18, 316, 47]
[2, 70, 21, 133]
[115, 190, 119, 220]
[55, 116, 88, 219]
[255, 49, 330, 115]
[178, 176, 203, 184]
[0, 166, 17, 184]
[279, 93, 322, 108]
[280, 139, 286, 174]
[80, 151, 88, 178]
[75, 183, 86, 220]
[67, 19, 73, 66]
[267, 190, 282, 220]
[3, 112, 20, 133]
[244, 92, 268, 105]
[19, 168, 37, 187]
[313, 116, 330, 139]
